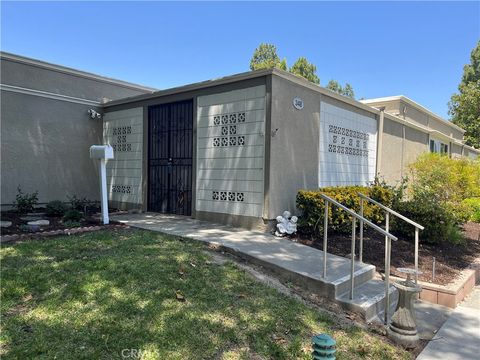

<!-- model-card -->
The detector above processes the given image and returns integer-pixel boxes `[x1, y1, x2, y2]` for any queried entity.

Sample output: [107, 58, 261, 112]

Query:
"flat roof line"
[360, 95, 465, 133]
[0, 51, 157, 93]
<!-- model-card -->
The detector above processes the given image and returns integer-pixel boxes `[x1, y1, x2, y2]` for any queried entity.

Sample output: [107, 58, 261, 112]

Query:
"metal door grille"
[148, 100, 193, 215]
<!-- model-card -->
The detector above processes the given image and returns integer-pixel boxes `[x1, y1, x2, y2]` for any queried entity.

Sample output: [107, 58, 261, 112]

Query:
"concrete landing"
[416, 286, 480, 360]
[111, 213, 389, 320]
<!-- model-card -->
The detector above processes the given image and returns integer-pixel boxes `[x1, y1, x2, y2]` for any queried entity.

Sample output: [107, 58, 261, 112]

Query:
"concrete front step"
[336, 278, 399, 322]
[111, 213, 394, 321]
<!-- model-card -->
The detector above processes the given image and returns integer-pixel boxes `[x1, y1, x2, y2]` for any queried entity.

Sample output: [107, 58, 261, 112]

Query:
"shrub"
[63, 209, 84, 222]
[408, 153, 480, 217]
[13, 186, 39, 214]
[391, 201, 464, 244]
[296, 185, 394, 236]
[463, 198, 480, 223]
[63, 220, 81, 228]
[46, 200, 68, 217]
[67, 195, 93, 212]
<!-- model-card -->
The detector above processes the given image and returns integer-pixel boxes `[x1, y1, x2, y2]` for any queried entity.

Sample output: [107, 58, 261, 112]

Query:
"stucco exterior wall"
[268, 75, 320, 219]
[451, 143, 463, 159]
[378, 117, 429, 184]
[0, 55, 152, 207]
[403, 125, 429, 170]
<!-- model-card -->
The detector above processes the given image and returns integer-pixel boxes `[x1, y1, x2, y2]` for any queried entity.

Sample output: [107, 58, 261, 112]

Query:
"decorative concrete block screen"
[103, 107, 143, 206]
[319, 102, 377, 187]
[196, 85, 266, 217]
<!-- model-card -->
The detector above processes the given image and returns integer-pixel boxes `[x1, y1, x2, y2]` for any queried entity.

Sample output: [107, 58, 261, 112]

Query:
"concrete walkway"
[416, 286, 480, 360]
[111, 213, 374, 287]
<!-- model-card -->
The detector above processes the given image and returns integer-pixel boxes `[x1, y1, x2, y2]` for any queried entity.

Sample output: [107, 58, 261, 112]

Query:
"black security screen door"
[148, 100, 193, 215]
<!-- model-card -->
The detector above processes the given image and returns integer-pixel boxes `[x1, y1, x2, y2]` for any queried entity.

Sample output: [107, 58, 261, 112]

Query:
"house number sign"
[293, 97, 304, 110]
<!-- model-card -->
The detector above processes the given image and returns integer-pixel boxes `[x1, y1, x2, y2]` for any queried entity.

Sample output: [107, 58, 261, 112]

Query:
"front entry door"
[148, 100, 193, 215]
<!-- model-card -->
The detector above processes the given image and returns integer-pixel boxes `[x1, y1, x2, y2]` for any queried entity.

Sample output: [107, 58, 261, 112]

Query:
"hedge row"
[296, 185, 394, 236]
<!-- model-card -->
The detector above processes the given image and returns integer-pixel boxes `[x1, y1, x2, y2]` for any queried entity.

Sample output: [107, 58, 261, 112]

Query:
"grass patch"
[1, 229, 409, 359]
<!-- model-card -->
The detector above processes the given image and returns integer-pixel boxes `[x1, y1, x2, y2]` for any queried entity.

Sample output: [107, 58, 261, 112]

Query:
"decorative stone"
[274, 211, 298, 237]
[0, 221, 12, 228]
[21, 216, 43, 221]
[27, 220, 50, 226]
[387, 268, 422, 348]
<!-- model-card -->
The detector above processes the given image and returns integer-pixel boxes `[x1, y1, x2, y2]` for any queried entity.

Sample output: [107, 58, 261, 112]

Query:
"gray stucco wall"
[0, 55, 152, 206]
[1, 55, 151, 102]
[268, 75, 320, 219]
[378, 117, 429, 184]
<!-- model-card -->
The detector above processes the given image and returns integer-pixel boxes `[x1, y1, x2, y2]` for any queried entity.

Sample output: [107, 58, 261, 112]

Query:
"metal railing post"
[323, 201, 328, 279]
[384, 211, 390, 325]
[359, 197, 364, 263]
[350, 217, 356, 300]
[384, 236, 391, 325]
[415, 227, 419, 284]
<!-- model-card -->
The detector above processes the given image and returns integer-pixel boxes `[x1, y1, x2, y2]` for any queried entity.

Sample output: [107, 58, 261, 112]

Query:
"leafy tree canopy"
[249, 43, 319, 84]
[250, 43, 284, 71]
[326, 80, 355, 99]
[449, 41, 480, 148]
[289, 57, 320, 84]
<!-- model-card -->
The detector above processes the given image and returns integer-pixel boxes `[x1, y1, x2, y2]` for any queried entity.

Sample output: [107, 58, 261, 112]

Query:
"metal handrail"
[358, 192, 424, 325]
[358, 193, 424, 230]
[320, 194, 399, 240]
[320, 194, 398, 305]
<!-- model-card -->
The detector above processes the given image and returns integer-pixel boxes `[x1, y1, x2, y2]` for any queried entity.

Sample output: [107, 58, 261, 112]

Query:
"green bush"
[408, 153, 480, 222]
[63, 209, 84, 222]
[463, 198, 480, 223]
[63, 220, 82, 228]
[67, 195, 93, 212]
[391, 201, 464, 244]
[387, 153, 480, 245]
[46, 200, 68, 217]
[13, 186, 39, 214]
[296, 185, 394, 236]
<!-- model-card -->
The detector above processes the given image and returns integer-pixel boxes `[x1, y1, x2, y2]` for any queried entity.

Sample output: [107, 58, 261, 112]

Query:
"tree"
[449, 41, 480, 148]
[449, 81, 480, 148]
[326, 80, 342, 93]
[289, 57, 320, 84]
[326, 80, 355, 98]
[250, 43, 282, 70]
[343, 83, 355, 98]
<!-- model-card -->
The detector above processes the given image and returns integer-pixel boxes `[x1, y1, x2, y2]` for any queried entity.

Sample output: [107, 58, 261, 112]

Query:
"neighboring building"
[361, 96, 479, 183]
[1, 52, 478, 228]
[0, 52, 156, 208]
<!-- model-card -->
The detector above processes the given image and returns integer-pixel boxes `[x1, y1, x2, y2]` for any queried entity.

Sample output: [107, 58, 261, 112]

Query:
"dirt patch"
[292, 222, 480, 286]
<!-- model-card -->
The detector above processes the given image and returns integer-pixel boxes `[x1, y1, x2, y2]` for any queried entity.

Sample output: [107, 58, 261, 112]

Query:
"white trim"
[0, 83, 102, 106]
[360, 95, 465, 133]
[0, 51, 157, 93]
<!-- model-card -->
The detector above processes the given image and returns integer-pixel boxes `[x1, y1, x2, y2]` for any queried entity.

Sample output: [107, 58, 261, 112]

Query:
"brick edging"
[388, 268, 477, 308]
[0, 224, 128, 243]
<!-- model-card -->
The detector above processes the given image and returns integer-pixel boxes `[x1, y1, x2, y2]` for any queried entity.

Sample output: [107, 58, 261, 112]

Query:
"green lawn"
[1, 229, 409, 359]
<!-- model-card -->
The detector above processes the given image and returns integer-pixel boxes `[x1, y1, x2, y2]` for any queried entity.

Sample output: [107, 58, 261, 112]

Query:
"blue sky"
[1, 1, 479, 118]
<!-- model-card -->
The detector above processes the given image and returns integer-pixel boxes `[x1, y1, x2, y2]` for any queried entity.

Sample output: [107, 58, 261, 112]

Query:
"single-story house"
[1, 52, 478, 229]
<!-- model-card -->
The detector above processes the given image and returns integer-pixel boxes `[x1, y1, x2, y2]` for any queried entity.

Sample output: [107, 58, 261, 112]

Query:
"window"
[430, 139, 449, 155]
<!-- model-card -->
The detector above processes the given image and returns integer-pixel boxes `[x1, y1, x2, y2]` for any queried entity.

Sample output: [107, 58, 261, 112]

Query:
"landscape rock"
[27, 220, 50, 226]
[21, 216, 43, 221]
[0, 221, 12, 228]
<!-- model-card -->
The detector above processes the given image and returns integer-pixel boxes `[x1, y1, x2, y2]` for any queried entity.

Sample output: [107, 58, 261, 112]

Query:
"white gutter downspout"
[376, 108, 385, 176]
